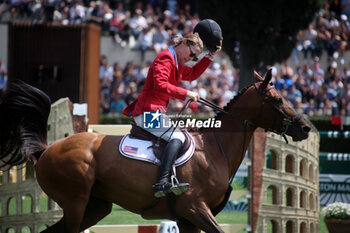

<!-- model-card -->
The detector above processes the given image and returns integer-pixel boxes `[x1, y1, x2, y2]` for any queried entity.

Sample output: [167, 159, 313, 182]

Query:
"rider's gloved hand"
[208, 37, 223, 58]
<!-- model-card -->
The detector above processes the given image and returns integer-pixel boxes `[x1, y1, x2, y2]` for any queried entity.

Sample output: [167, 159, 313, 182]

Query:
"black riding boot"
[154, 139, 189, 198]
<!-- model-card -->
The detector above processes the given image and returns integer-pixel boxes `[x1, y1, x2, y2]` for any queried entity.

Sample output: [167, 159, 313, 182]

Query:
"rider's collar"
[168, 46, 178, 69]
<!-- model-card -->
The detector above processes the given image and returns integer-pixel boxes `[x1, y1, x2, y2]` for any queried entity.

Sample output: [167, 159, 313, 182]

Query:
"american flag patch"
[123, 145, 138, 154]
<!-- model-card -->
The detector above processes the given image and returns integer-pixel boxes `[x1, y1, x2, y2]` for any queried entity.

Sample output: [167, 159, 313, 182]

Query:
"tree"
[198, 0, 324, 90]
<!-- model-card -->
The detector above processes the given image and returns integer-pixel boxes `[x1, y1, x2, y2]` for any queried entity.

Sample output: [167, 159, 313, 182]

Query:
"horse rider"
[123, 20, 223, 198]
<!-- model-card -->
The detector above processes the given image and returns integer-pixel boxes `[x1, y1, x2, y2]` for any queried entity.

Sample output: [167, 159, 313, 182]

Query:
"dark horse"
[0, 70, 310, 233]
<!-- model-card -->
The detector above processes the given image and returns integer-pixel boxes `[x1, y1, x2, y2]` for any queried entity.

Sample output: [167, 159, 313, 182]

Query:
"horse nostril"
[302, 125, 311, 133]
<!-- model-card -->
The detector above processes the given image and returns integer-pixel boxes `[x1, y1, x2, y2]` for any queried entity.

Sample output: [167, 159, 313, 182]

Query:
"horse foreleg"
[177, 219, 201, 233]
[40, 197, 92, 233]
[181, 202, 224, 233]
[41, 219, 65, 232]
[79, 196, 112, 231]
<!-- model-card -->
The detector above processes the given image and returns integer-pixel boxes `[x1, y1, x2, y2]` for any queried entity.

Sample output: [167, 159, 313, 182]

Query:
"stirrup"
[169, 165, 190, 195]
[169, 182, 190, 196]
[153, 182, 172, 198]
[153, 182, 189, 197]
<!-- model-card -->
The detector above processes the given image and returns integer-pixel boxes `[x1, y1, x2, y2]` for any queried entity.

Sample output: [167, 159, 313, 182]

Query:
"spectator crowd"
[1, 0, 350, 119]
[98, 0, 350, 118]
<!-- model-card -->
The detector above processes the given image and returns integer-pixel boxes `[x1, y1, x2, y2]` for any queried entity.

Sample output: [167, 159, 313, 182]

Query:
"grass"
[319, 215, 329, 233]
[97, 204, 329, 233]
[97, 204, 248, 225]
[5, 191, 329, 233]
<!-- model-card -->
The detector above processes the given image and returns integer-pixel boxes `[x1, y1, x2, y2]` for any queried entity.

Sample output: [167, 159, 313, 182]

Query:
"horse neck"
[202, 89, 259, 182]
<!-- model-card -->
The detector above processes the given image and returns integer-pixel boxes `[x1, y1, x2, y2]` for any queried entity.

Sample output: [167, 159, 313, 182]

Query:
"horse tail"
[0, 81, 51, 168]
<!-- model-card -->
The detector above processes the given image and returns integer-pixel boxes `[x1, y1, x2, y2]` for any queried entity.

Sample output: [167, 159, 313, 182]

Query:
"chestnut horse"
[0, 70, 310, 233]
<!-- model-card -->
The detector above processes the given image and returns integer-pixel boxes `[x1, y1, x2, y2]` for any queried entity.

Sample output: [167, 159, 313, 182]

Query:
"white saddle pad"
[119, 132, 195, 167]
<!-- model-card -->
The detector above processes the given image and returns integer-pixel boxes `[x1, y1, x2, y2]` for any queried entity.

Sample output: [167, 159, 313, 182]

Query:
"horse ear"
[261, 69, 272, 89]
[254, 70, 264, 82]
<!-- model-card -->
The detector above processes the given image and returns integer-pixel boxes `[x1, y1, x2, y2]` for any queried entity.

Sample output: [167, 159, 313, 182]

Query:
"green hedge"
[308, 116, 350, 131]
[99, 114, 133, 124]
[307, 116, 350, 152]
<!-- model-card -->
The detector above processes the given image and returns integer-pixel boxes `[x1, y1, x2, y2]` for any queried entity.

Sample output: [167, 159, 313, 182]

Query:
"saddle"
[130, 123, 191, 160]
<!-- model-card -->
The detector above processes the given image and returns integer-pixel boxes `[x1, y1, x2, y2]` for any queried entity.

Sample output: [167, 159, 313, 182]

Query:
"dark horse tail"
[0, 81, 51, 168]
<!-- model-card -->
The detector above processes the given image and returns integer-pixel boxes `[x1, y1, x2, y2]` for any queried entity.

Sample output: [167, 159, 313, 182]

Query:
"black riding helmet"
[193, 19, 222, 53]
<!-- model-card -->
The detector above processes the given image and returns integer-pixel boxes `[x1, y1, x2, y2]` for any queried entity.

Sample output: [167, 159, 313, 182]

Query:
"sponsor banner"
[319, 174, 350, 206]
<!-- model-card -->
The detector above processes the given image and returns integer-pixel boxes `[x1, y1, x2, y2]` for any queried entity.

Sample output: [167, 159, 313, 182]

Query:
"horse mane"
[195, 83, 255, 133]
[214, 83, 255, 120]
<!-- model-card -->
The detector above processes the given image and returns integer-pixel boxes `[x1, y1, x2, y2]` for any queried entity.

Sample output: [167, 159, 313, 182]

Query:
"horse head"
[253, 69, 310, 142]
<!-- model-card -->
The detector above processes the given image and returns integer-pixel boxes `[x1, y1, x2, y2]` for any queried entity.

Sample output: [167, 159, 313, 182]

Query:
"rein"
[198, 98, 256, 127]
[156, 99, 193, 146]
[197, 97, 253, 185]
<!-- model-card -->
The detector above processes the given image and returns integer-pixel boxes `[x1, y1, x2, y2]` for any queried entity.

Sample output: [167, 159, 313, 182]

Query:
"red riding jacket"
[123, 48, 212, 117]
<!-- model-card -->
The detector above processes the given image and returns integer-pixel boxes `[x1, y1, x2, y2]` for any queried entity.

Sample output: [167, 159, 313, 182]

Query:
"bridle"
[198, 83, 301, 141]
[196, 82, 302, 183]
[253, 82, 302, 143]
